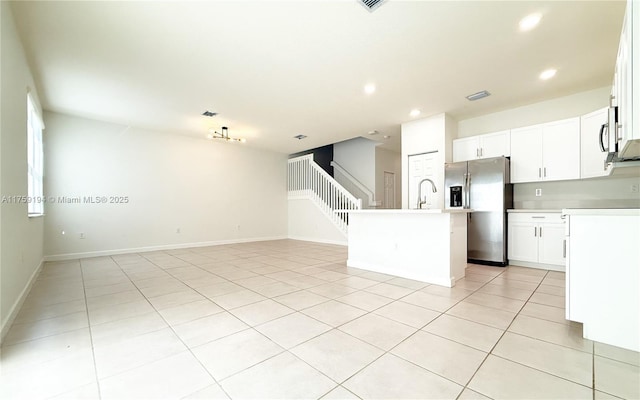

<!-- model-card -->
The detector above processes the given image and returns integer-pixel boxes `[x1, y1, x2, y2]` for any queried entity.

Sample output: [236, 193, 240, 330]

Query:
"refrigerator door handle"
[462, 173, 466, 208]
[465, 173, 471, 209]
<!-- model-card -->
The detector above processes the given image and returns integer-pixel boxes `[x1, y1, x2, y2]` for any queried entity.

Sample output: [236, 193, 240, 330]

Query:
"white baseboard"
[1, 259, 44, 344]
[288, 235, 347, 246]
[43, 235, 289, 262]
[509, 260, 566, 272]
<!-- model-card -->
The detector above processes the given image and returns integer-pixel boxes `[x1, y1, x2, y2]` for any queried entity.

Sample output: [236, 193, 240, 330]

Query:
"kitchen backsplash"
[513, 175, 640, 209]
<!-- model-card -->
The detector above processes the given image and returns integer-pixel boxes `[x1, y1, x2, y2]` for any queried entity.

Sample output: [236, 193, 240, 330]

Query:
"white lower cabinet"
[508, 212, 565, 270]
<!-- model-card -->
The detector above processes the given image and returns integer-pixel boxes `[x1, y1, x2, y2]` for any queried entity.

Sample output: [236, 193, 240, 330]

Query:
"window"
[27, 92, 44, 216]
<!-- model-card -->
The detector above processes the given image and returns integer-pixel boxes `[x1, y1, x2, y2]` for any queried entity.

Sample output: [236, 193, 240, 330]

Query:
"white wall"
[0, 2, 45, 340]
[401, 113, 456, 209]
[43, 112, 288, 259]
[333, 137, 377, 193]
[458, 86, 611, 137]
[375, 147, 401, 209]
[287, 198, 347, 245]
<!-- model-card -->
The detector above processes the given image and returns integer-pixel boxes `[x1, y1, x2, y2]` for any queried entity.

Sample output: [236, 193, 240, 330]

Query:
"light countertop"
[342, 209, 473, 214]
[507, 209, 562, 213]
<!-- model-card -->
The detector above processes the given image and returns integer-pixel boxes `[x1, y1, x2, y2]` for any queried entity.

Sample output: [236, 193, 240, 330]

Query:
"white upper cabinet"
[481, 130, 511, 159]
[452, 137, 479, 162]
[452, 130, 510, 162]
[580, 108, 609, 179]
[510, 125, 543, 182]
[510, 117, 580, 183]
[616, 0, 640, 159]
[544, 118, 581, 181]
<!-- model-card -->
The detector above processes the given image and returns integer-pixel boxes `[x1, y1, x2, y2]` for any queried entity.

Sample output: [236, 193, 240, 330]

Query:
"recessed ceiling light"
[410, 109, 421, 117]
[539, 68, 557, 80]
[519, 13, 542, 31]
[383, 135, 391, 139]
[364, 83, 376, 94]
[368, 130, 379, 136]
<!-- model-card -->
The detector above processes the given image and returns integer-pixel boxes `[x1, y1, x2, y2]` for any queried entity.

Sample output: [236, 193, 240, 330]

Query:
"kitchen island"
[346, 209, 471, 287]
[564, 208, 640, 352]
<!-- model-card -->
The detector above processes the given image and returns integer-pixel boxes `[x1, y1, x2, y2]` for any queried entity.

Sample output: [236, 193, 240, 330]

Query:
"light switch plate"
[535, 188, 542, 197]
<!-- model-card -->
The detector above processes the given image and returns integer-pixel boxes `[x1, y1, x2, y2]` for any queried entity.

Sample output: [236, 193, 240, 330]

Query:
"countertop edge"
[340, 209, 473, 214]
[507, 209, 562, 213]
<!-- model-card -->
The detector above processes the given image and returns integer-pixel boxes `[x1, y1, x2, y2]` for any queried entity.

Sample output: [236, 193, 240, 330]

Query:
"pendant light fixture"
[207, 126, 246, 143]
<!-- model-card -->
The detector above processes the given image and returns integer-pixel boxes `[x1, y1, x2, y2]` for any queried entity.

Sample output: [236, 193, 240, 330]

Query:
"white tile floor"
[1, 239, 639, 399]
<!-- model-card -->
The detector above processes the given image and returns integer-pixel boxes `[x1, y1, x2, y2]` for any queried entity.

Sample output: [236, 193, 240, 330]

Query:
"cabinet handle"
[563, 239, 566, 258]
[538, 168, 541, 178]
[480, 148, 483, 157]
[476, 148, 479, 157]
[544, 167, 547, 177]
[534, 227, 537, 237]
[531, 216, 546, 219]
[540, 227, 543, 237]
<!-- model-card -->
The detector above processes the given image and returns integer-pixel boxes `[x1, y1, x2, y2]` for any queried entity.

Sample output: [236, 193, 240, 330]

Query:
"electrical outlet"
[79, 232, 85, 239]
[535, 188, 542, 197]
[631, 184, 639, 193]
[176, 228, 181, 234]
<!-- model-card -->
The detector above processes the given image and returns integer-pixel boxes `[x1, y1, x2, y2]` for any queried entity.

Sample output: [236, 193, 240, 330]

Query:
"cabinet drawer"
[508, 212, 563, 224]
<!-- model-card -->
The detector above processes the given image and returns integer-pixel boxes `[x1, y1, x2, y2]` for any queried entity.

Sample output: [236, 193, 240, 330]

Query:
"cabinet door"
[453, 137, 479, 162]
[508, 221, 539, 262]
[538, 223, 566, 266]
[618, 1, 640, 157]
[510, 125, 543, 183]
[580, 108, 609, 179]
[542, 117, 580, 181]
[479, 130, 511, 159]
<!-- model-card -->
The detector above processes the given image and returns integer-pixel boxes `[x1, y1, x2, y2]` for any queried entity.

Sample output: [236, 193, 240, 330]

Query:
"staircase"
[288, 155, 362, 235]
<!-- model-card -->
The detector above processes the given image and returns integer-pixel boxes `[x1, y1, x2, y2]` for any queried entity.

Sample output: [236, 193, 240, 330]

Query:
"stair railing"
[288, 155, 362, 234]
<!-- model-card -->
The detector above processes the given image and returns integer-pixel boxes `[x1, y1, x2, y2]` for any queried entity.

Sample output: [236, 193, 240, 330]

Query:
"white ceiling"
[11, 0, 625, 154]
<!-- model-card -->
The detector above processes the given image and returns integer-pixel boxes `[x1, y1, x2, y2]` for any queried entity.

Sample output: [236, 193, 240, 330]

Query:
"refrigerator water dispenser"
[450, 186, 462, 207]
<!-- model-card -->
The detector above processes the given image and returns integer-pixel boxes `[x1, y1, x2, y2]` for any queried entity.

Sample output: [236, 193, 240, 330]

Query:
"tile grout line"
[112, 253, 235, 399]
[453, 267, 543, 398]
[23, 244, 614, 400]
[115, 247, 360, 397]
[458, 268, 597, 397]
[80, 258, 104, 400]
[592, 341, 596, 400]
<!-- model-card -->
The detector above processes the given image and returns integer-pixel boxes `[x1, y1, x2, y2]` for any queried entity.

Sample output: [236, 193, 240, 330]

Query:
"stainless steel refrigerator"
[444, 156, 513, 266]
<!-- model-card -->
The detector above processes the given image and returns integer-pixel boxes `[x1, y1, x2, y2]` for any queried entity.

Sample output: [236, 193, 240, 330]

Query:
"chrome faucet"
[417, 178, 437, 209]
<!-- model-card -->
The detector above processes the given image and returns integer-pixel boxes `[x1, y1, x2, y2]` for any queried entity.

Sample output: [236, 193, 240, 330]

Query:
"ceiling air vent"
[202, 110, 217, 117]
[293, 134, 307, 140]
[359, 0, 385, 12]
[466, 90, 491, 101]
